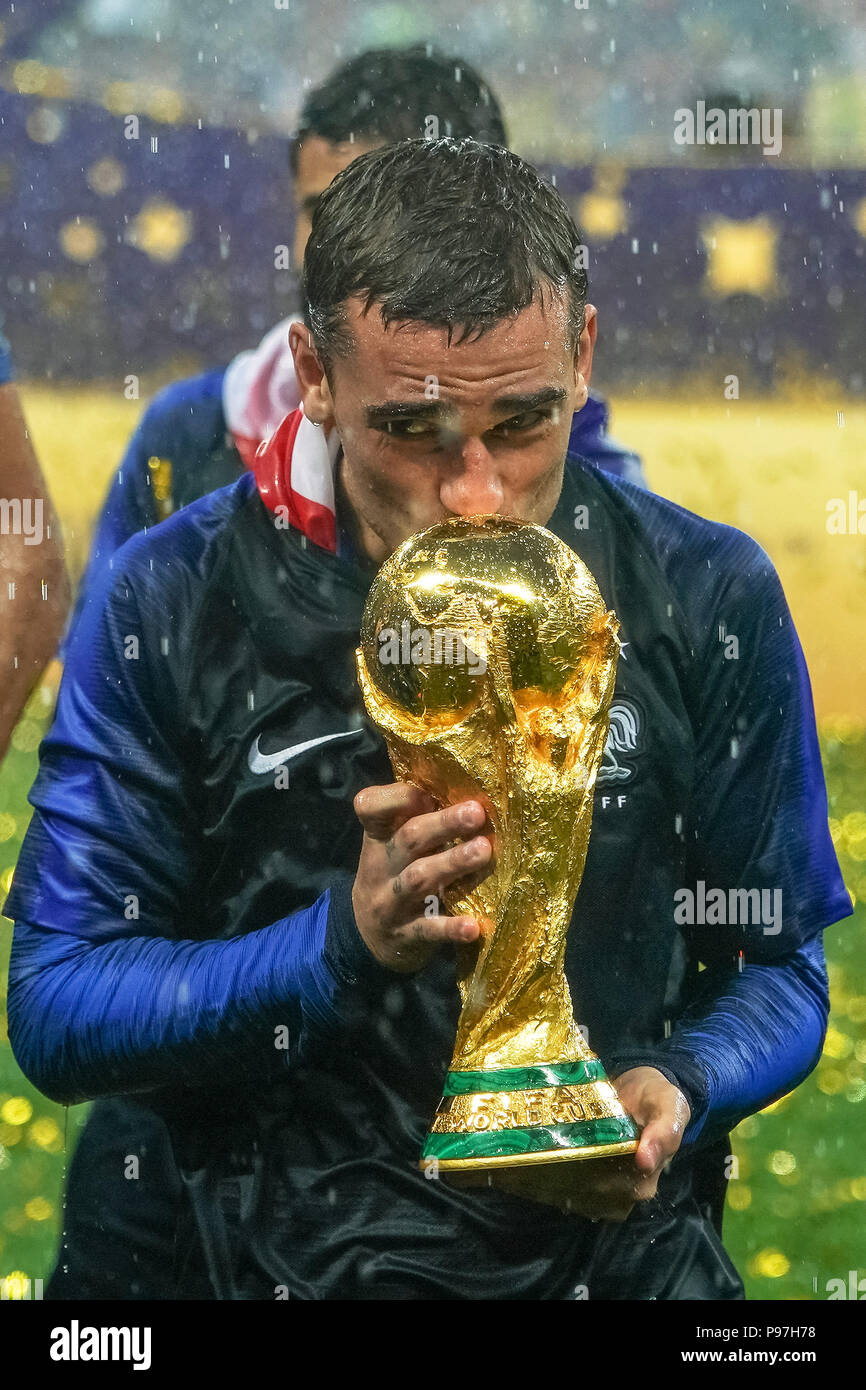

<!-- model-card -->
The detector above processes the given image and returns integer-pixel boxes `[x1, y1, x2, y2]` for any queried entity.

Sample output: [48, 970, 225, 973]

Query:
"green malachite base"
[422, 1116, 639, 1166]
[420, 1060, 641, 1171]
[442, 1058, 607, 1096]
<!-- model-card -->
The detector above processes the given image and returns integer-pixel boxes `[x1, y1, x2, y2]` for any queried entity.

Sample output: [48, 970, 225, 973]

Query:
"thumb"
[634, 1118, 667, 1173]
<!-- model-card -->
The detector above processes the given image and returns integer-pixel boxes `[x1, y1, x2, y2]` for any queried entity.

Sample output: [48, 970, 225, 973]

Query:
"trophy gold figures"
[355, 515, 639, 1174]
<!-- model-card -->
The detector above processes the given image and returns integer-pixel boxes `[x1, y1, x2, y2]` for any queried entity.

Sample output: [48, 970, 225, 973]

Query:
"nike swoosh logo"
[248, 728, 363, 775]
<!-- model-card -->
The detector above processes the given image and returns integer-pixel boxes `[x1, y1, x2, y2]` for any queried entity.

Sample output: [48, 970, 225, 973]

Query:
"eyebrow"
[364, 386, 568, 429]
[491, 387, 568, 414]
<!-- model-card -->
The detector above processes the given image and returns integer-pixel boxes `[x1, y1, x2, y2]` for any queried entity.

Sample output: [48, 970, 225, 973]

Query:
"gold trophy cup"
[355, 515, 639, 1173]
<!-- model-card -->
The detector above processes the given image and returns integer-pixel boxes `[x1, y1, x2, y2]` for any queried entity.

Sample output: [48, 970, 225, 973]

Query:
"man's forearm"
[606, 933, 830, 1148]
[7, 875, 388, 1105]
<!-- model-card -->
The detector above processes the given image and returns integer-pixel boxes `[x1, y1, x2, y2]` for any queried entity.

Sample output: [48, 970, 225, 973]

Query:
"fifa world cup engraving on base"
[356, 515, 640, 1173]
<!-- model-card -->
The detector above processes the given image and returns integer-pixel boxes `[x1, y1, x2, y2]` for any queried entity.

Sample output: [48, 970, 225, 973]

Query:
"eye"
[492, 408, 556, 435]
[381, 419, 436, 438]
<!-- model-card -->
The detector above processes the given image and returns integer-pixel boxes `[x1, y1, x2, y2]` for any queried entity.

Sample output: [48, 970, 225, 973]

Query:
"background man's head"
[290, 139, 595, 564]
[289, 45, 508, 263]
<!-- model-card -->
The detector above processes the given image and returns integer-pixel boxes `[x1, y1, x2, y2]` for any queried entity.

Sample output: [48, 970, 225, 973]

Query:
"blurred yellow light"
[823, 1026, 854, 1059]
[769, 1150, 797, 1176]
[148, 88, 184, 123]
[0, 1272, 32, 1299]
[11, 719, 42, 753]
[13, 60, 48, 94]
[702, 215, 780, 298]
[818, 1068, 845, 1095]
[127, 199, 193, 263]
[25, 106, 65, 145]
[103, 81, 138, 115]
[574, 190, 628, 241]
[86, 157, 126, 198]
[59, 218, 105, 265]
[727, 1184, 751, 1211]
[1, 1097, 33, 1126]
[24, 1197, 53, 1222]
[850, 1178, 866, 1200]
[28, 1116, 62, 1150]
[750, 1249, 790, 1279]
[0, 812, 17, 843]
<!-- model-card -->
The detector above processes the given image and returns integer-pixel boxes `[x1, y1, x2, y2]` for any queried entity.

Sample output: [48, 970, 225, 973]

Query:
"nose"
[440, 438, 505, 517]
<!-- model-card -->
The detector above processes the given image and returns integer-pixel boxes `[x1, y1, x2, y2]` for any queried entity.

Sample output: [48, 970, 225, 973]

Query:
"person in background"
[0, 333, 69, 761]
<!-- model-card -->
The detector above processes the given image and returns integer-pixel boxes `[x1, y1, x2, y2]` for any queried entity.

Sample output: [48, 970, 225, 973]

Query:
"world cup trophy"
[355, 515, 640, 1175]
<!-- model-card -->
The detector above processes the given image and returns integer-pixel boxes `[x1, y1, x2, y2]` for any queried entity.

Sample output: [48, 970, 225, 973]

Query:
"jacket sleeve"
[4, 528, 391, 1106]
[6, 877, 385, 1107]
[605, 932, 830, 1148]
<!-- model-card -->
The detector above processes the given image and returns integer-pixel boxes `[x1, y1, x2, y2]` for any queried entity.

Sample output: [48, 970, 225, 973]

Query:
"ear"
[288, 321, 336, 424]
[573, 304, 598, 405]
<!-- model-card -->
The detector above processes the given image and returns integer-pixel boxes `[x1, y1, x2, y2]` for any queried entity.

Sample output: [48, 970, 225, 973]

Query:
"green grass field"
[1, 387, 864, 1299]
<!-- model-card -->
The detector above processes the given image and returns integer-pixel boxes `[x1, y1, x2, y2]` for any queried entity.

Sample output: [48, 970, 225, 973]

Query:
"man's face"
[291, 291, 597, 565]
[292, 135, 381, 265]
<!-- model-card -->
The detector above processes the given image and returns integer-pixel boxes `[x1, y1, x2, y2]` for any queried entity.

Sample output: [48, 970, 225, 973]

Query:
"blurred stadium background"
[1, 0, 865, 1300]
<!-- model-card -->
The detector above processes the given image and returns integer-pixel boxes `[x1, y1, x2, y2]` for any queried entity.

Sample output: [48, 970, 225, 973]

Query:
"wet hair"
[289, 45, 507, 174]
[302, 138, 588, 371]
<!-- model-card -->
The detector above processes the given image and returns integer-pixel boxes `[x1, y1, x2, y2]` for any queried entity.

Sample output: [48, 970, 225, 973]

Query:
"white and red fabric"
[223, 315, 341, 553]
